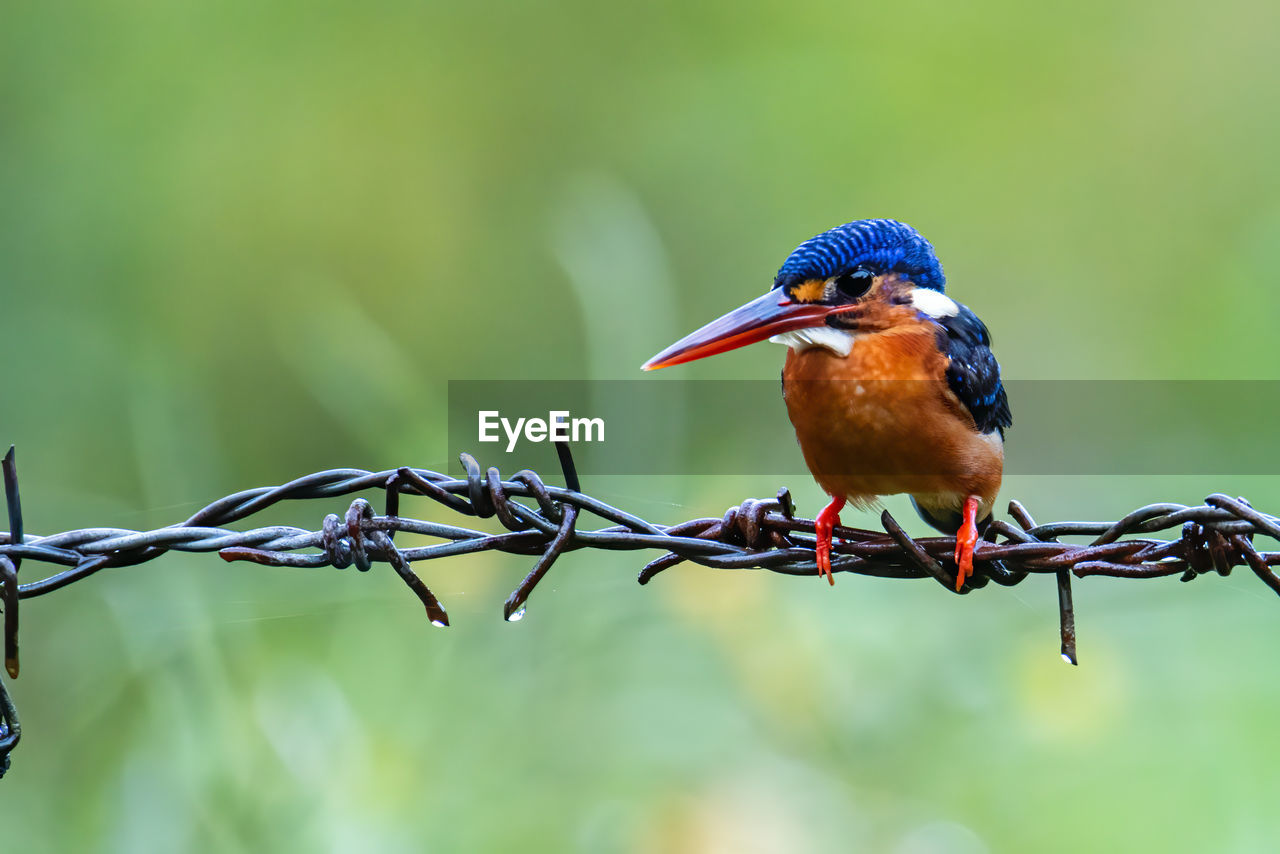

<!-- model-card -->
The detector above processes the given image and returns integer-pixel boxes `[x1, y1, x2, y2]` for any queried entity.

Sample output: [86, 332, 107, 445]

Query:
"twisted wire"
[1, 443, 1279, 777]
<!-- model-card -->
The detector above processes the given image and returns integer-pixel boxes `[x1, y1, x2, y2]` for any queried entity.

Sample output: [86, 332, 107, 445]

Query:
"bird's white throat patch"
[909, 287, 959, 319]
[769, 326, 855, 356]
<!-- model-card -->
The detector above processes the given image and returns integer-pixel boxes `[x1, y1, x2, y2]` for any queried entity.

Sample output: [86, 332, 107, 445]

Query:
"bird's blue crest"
[774, 219, 945, 291]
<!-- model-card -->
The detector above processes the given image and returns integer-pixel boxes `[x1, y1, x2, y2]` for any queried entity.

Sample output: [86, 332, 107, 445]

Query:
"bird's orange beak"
[642, 288, 840, 371]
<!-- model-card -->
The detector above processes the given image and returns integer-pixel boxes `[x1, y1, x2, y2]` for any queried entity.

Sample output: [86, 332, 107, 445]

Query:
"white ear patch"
[769, 326, 855, 356]
[909, 288, 959, 319]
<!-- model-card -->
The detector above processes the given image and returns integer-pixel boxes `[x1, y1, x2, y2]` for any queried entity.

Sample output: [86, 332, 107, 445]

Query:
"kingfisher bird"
[642, 219, 1011, 590]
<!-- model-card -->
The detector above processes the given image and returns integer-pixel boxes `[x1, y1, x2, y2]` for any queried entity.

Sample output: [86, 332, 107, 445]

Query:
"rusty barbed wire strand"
[1, 442, 1280, 776]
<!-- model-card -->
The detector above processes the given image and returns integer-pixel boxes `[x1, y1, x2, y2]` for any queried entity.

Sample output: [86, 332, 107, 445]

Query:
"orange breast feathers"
[780, 319, 1003, 515]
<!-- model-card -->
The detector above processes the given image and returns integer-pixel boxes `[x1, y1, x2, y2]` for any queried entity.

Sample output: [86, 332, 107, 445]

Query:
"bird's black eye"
[832, 268, 875, 301]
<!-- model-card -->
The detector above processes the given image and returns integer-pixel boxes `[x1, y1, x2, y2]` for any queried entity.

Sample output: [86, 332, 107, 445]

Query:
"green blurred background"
[4, 1, 1280, 851]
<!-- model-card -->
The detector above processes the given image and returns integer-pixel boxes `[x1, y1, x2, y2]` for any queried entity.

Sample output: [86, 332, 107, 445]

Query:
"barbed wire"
[1, 442, 1279, 777]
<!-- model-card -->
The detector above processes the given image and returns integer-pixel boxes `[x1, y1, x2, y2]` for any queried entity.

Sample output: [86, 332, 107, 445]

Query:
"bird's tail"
[909, 496, 992, 536]
[911, 496, 1017, 587]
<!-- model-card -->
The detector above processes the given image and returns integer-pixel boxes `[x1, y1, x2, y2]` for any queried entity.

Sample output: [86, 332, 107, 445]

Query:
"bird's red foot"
[954, 495, 981, 591]
[815, 495, 846, 586]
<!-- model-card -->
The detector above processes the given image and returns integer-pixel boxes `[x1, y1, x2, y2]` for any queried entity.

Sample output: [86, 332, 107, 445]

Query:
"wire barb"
[2, 444, 1280, 776]
[2, 447, 22, 680]
[1009, 500, 1077, 665]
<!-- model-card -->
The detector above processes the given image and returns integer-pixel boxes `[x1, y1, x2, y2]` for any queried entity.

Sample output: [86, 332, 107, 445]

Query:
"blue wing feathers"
[936, 304, 1011, 436]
